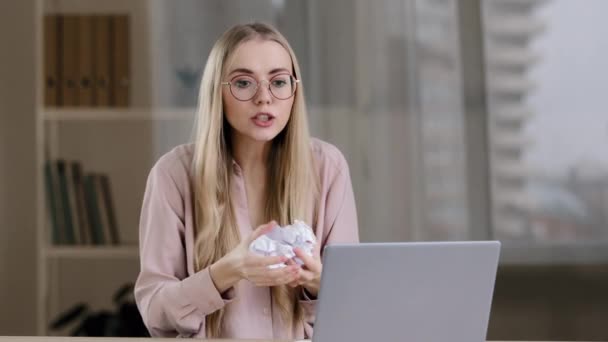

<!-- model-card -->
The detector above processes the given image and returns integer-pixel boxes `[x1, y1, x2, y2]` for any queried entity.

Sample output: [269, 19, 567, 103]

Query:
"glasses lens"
[269, 74, 295, 100]
[230, 75, 257, 100]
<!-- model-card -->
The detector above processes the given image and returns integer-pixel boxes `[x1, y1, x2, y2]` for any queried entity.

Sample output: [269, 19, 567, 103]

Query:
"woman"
[134, 22, 359, 339]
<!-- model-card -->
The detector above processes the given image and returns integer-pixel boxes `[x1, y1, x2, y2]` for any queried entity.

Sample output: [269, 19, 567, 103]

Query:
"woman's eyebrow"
[228, 67, 291, 76]
[228, 68, 254, 75]
[268, 67, 291, 75]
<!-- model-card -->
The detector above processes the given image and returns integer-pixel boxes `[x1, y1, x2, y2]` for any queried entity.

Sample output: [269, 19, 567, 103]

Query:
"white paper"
[249, 220, 316, 269]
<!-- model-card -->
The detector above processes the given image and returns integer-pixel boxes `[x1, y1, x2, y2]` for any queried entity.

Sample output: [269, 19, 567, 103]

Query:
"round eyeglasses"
[221, 74, 299, 101]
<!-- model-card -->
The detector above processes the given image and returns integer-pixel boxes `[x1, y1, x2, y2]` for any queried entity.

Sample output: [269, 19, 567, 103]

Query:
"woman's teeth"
[258, 114, 270, 122]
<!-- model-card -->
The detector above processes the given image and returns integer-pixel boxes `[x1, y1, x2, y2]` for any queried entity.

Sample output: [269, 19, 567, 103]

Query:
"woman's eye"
[234, 79, 253, 88]
[272, 79, 288, 88]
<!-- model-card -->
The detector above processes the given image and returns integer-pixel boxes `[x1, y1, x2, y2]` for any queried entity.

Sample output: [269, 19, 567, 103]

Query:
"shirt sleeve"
[301, 151, 360, 338]
[134, 164, 234, 337]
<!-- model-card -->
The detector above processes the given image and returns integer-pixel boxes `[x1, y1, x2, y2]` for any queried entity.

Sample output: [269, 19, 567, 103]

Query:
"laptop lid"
[312, 241, 501, 342]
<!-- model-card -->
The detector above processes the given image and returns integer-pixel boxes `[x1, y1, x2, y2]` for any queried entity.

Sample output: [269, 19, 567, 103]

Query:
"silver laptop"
[312, 241, 501, 342]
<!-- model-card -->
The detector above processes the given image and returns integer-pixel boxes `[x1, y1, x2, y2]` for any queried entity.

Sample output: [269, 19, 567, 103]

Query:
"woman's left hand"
[288, 247, 322, 297]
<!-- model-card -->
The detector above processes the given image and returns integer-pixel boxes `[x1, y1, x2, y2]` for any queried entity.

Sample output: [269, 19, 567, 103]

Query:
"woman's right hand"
[210, 221, 301, 292]
[232, 221, 301, 286]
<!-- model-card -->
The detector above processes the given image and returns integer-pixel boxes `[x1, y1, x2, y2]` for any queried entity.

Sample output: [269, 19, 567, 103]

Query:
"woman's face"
[222, 38, 296, 144]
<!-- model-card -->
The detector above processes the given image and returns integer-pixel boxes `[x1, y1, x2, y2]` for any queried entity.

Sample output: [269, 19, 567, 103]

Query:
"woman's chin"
[242, 130, 281, 143]
[246, 124, 287, 142]
[231, 122, 287, 144]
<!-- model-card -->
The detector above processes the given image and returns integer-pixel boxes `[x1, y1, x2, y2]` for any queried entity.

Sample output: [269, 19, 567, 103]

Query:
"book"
[64, 161, 81, 243]
[83, 174, 105, 245]
[95, 175, 113, 245]
[71, 161, 91, 245]
[99, 174, 120, 245]
[44, 160, 63, 244]
[56, 159, 76, 245]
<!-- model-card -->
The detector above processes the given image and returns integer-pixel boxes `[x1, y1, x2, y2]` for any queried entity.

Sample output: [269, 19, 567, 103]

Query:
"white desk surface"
[0, 338, 581, 342]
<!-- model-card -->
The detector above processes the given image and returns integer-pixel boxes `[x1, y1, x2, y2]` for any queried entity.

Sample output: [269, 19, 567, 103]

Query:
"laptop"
[312, 241, 501, 342]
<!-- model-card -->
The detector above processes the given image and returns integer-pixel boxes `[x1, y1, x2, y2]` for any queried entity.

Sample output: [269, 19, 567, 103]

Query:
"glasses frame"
[221, 73, 300, 101]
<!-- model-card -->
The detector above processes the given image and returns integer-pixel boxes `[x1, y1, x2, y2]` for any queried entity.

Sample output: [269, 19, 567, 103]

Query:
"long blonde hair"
[191, 23, 318, 338]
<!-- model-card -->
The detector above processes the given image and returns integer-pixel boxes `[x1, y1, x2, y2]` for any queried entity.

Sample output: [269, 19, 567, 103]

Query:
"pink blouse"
[134, 138, 359, 339]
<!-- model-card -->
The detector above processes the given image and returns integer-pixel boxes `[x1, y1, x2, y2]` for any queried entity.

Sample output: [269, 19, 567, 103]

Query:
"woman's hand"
[236, 221, 301, 287]
[288, 247, 323, 297]
[210, 221, 300, 292]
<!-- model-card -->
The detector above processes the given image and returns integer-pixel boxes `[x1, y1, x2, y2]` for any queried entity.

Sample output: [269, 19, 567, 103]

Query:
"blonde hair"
[191, 22, 318, 338]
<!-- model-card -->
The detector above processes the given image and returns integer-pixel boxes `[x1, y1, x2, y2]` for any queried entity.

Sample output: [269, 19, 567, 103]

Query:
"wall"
[489, 265, 608, 341]
[0, 0, 38, 335]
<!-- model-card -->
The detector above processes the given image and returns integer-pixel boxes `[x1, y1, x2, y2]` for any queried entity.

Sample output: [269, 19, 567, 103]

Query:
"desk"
[2, 339, 290, 342]
[2, 339, 287, 342]
[0, 338, 577, 342]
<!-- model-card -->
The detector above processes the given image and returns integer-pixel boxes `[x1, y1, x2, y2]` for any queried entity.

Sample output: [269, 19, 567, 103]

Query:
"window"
[483, 0, 608, 257]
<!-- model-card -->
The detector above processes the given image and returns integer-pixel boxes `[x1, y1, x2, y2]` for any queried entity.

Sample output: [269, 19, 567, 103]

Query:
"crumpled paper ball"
[249, 220, 316, 269]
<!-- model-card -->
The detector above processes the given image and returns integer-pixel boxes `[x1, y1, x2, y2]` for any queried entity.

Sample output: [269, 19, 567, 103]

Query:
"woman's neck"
[231, 135, 272, 173]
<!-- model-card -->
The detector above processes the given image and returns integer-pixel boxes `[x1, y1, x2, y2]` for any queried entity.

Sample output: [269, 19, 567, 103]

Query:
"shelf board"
[43, 108, 197, 121]
[45, 245, 139, 259]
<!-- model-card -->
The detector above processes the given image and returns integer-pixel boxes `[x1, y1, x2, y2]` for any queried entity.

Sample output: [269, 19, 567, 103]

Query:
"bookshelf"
[39, 109, 195, 337]
[35, 0, 197, 336]
[45, 245, 140, 259]
[44, 108, 196, 122]
[38, 107, 195, 335]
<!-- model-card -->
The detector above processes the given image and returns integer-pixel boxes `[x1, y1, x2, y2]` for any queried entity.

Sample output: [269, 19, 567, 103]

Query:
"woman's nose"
[253, 81, 272, 104]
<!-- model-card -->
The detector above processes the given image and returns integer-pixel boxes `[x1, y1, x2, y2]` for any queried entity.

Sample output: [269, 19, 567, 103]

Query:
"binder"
[111, 15, 130, 107]
[92, 15, 111, 106]
[44, 15, 59, 107]
[60, 15, 79, 106]
[77, 15, 94, 106]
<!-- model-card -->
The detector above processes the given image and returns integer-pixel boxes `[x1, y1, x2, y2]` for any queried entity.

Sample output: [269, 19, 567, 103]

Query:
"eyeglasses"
[221, 74, 300, 101]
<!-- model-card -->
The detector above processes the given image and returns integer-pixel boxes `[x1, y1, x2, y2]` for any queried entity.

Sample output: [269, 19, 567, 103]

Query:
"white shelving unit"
[37, 108, 193, 336]
[34, 1, 197, 335]
[35, 0, 280, 334]
[45, 245, 140, 259]
[44, 108, 196, 122]
[38, 106, 194, 335]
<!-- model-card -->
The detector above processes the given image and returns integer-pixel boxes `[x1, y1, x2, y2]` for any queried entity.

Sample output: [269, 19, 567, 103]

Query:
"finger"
[243, 261, 286, 281]
[294, 248, 321, 273]
[256, 270, 299, 287]
[249, 264, 297, 282]
[246, 254, 288, 268]
[248, 220, 278, 243]
[262, 265, 300, 286]
[298, 269, 315, 283]
[289, 273, 305, 287]
[276, 268, 300, 285]
[273, 265, 300, 280]
[286, 263, 303, 287]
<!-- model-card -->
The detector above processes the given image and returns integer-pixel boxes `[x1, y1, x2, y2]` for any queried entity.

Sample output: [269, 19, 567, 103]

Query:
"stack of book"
[44, 14, 130, 107]
[44, 159, 120, 246]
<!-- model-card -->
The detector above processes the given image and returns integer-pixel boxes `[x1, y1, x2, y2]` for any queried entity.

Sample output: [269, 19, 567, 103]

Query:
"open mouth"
[252, 112, 275, 127]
